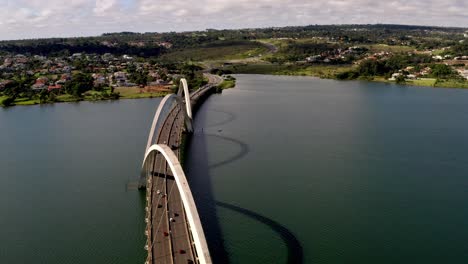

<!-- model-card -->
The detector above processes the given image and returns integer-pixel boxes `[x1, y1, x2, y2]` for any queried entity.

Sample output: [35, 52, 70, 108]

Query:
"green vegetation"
[1, 24, 467, 108]
[223, 63, 354, 78]
[1, 96, 14, 107]
[364, 44, 415, 53]
[115, 87, 167, 99]
[434, 79, 468, 89]
[409, 78, 437, 87]
[65, 73, 94, 96]
[159, 41, 268, 62]
[217, 76, 236, 90]
[56, 94, 82, 102]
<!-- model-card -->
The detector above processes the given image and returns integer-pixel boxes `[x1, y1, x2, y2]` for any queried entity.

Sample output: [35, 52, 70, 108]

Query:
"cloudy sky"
[0, 0, 467, 40]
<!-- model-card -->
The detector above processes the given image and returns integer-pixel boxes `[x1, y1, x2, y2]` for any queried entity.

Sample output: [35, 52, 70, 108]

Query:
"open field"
[364, 44, 415, 53]
[223, 63, 355, 78]
[160, 41, 269, 62]
[115, 86, 168, 99]
[409, 78, 437, 87]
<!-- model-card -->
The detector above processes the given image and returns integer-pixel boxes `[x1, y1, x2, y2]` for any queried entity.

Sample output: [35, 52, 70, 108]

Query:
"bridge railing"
[142, 144, 212, 264]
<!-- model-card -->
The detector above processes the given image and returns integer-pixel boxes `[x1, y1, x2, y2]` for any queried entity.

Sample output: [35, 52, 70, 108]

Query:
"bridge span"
[140, 75, 221, 264]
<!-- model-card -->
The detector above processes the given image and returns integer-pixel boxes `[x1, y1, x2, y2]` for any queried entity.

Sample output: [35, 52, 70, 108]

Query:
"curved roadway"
[145, 74, 222, 264]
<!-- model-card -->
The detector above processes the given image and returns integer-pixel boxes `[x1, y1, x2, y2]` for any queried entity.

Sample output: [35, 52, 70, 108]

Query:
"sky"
[0, 0, 467, 40]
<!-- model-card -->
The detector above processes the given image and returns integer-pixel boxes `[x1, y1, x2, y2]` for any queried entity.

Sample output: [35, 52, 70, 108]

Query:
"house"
[32, 77, 49, 91]
[113, 71, 127, 81]
[102, 53, 114, 61]
[3, 58, 13, 67]
[14, 54, 28, 64]
[0, 80, 12, 90]
[457, 70, 468, 80]
[389, 73, 402, 81]
[63, 66, 72, 73]
[420, 67, 432, 76]
[157, 42, 173, 49]
[92, 74, 107, 86]
[306, 55, 321, 62]
[48, 85, 62, 92]
[32, 83, 47, 91]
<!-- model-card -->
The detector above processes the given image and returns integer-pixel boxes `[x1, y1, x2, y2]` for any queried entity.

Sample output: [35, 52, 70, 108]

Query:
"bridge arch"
[145, 93, 193, 153]
[178, 78, 193, 120]
[142, 144, 212, 264]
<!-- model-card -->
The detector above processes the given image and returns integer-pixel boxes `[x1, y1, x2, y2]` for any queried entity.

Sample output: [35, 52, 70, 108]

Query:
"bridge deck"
[146, 78, 218, 264]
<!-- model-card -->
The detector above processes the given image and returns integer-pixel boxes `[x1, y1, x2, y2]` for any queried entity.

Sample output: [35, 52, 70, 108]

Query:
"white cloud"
[0, 0, 466, 40]
[94, 0, 118, 15]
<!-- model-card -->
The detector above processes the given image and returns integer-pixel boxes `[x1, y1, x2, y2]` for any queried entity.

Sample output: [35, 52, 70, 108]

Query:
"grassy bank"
[223, 63, 354, 78]
[220, 62, 468, 89]
[1, 87, 169, 107]
[369, 77, 468, 89]
[217, 80, 236, 89]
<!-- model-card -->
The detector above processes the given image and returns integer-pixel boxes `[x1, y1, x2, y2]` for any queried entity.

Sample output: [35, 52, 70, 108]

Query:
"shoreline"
[2, 72, 467, 108]
[221, 64, 468, 89]
[0, 93, 168, 107]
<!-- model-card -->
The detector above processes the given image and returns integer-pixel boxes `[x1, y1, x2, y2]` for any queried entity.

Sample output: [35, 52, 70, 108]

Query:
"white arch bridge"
[140, 77, 218, 264]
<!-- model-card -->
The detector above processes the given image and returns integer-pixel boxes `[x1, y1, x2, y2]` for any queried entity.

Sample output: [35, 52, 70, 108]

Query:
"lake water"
[1, 75, 468, 263]
[185, 75, 468, 264]
[0, 99, 159, 263]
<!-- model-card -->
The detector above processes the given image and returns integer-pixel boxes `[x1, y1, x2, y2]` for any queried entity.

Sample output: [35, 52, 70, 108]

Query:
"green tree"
[1, 96, 15, 107]
[395, 75, 406, 84]
[131, 70, 149, 86]
[39, 90, 48, 103]
[431, 64, 453, 78]
[66, 73, 94, 97]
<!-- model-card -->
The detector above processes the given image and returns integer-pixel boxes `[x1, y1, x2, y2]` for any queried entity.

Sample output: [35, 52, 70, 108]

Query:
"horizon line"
[1, 22, 467, 42]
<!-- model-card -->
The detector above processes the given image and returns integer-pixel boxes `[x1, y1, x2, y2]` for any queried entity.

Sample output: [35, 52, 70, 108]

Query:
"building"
[48, 85, 63, 92]
[92, 74, 107, 87]
[457, 70, 468, 80]
[32, 77, 49, 91]
[0, 80, 12, 90]
[389, 73, 402, 81]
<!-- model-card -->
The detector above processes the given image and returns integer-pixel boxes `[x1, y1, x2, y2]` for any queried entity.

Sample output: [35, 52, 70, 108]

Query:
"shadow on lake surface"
[186, 99, 303, 263]
[216, 201, 304, 264]
[205, 133, 250, 169]
[204, 108, 237, 128]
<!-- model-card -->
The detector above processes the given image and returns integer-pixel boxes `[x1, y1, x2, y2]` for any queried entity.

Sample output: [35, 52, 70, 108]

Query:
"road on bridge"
[146, 74, 222, 264]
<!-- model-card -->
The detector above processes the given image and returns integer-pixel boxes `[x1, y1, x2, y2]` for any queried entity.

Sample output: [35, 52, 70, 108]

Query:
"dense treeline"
[276, 42, 347, 62]
[336, 53, 461, 80]
[448, 42, 468, 56]
[0, 42, 164, 57]
[1, 24, 466, 58]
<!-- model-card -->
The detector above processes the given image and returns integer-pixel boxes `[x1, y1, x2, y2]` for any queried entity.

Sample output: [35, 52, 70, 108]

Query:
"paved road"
[146, 75, 221, 264]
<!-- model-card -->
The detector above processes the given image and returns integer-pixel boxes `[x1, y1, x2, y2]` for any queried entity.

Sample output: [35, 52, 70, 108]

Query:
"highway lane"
[146, 75, 222, 264]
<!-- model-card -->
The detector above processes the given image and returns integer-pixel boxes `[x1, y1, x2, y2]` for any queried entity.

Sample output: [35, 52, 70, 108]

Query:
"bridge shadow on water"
[216, 201, 304, 264]
[206, 133, 250, 169]
[185, 104, 230, 263]
[185, 102, 304, 264]
[204, 108, 237, 129]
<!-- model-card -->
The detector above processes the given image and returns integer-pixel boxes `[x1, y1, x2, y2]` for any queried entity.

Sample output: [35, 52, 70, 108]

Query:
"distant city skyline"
[0, 0, 467, 41]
